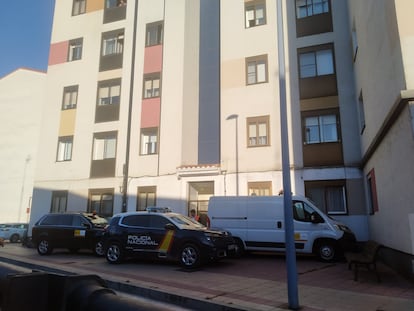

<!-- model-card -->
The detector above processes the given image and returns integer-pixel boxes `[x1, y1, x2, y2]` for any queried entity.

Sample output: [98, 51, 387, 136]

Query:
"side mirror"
[165, 223, 176, 230]
[310, 212, 323, 224]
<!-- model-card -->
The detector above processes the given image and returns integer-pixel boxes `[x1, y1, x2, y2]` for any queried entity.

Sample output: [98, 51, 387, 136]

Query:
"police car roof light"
[146, 207, 171, 213]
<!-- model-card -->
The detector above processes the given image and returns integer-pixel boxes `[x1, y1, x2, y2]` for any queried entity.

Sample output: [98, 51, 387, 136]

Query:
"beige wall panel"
[87, 0, 104, 12]
[221, 59, 245, 89]
[59, 110, 76, 136]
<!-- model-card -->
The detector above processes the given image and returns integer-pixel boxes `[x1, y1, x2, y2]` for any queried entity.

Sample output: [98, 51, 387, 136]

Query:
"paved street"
[1, 243, 414, 310]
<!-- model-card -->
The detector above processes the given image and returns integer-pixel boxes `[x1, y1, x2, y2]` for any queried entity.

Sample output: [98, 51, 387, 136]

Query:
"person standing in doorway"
[190, 209, 200, 221]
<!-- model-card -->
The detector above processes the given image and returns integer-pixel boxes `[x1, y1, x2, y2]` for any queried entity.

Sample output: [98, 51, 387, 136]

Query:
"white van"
[208, 195, 356, 261]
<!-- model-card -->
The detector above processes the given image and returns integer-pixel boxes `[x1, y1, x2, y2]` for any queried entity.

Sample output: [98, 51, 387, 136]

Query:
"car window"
[293, 201, 315, 222]
[109, 216, 120, 226]
[40, 215, 58, 225]
[150, 215, 171, 229]
[72, 215, 89, 227]
[60, 215, 73, 226]
[122, 214, 150, 227]
[40, 215, 72, 226]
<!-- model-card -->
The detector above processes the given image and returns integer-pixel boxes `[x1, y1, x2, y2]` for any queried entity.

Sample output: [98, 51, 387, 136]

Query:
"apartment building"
[348, 0, 414, 277]
[30, 0, 364, 234]
[27, 0, 414, 278]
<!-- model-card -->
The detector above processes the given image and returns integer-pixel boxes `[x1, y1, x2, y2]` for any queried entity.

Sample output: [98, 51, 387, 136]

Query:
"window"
[143, 74, 161, 98]
[62, 86, 78, 110]
[51, 191, 68, 213]
[248, 181, 272, 196]
[150, 215, 170, 229]
[137, 186, 156, 211]
[146, 21, 163, 46]
[93, 134, 117, 160]
[72, 0, 86, 16]
[57, 136, 73, 162]
[358, 91, 366, 134]
[367, 169, 378, 214]
[293, 201, 316, 222]
[296, 0, 329, 19]
[98, 81, 121, 106]
[68, 38, 83, 61]
[106, 0, 127, 8]
[305, 181, 347, 215]
[100, 29, 124, 71]
[122, 215, 150, 227]
[245, 1, 266, 28]
[246, 55, 268, 85]
[140, 128, 158, 155]
[247, 116, 270, 147]
[305, 114, 338, 144]
[352, 29, 358, 61]
[299, 49, 333, 78]
[102, 32, 124, 56]
[89, 189, 114, 218]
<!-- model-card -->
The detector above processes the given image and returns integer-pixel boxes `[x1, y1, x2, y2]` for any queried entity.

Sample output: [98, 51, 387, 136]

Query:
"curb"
[0, 255, 245, 311]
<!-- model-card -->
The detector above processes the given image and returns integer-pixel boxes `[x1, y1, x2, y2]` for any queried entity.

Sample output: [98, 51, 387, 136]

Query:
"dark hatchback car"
[103, 207, 236, 268]
[32, 212, 108, 256]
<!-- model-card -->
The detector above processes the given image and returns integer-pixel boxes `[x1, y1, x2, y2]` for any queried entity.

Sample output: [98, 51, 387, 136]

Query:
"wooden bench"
[345, 240, 382, 282]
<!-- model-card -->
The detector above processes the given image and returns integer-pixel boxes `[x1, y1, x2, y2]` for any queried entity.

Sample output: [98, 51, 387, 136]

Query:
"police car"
[103, 207, 237, 268]
[32, 212, 108, 256]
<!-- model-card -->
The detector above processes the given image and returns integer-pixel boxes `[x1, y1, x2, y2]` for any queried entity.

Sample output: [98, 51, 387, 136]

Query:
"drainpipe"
[122, 0, 139, 212]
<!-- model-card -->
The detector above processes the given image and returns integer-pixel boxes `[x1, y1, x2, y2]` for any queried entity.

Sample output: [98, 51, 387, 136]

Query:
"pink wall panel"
[141, 98, 161, 128]
[143, 45, 163, 74]
[48, 41, 69, 66]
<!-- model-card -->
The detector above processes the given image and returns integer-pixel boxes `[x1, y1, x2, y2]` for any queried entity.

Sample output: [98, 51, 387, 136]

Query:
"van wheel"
[106, 242, 124, 264]
[315, 240, 336, 262]
[37, 238, 53, 255]
[180, 244, 201, 269]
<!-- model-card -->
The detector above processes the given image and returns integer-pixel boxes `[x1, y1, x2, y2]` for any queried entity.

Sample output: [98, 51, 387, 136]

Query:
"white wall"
[0, 69, 46, 223]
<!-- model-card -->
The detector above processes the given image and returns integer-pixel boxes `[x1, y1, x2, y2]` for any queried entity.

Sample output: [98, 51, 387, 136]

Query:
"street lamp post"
[226, 114, 239, 196]
[277, 0, 299, 309]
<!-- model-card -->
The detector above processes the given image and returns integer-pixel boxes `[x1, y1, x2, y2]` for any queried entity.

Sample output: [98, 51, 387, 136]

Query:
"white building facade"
[27, 0, 414, 278]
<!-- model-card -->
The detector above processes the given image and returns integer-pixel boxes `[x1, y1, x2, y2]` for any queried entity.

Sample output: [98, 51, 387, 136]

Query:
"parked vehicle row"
[0, 223, 28, 243]
[29, 195, 357, 268]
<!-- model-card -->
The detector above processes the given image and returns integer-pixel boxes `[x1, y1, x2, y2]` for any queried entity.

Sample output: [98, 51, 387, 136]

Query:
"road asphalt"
[0, 243, 413, 311]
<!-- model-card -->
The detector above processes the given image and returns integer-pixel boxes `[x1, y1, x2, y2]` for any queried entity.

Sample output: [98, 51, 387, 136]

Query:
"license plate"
[228, 244, 236, 250]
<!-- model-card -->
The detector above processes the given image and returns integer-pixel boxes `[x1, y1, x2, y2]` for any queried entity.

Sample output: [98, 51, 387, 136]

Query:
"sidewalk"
[1, 243, 413, 311]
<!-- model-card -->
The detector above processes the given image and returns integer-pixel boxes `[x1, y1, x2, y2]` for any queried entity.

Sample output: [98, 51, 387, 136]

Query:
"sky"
[0, 0, 55, 78]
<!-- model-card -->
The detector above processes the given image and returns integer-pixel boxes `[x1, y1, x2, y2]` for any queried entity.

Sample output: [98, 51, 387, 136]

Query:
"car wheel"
[106, 242, 123, 264]
[93, 240, 105, 256]
[234, 238, 245, 257]
[10, 234, 20, 243]
[37, 238, 53, 255]
[180, 244, 201, 269]
[316, 241, 336, 262]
